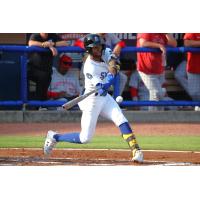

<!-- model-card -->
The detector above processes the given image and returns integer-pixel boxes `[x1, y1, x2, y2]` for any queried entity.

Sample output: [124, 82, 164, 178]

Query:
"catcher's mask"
[84, 34, 105, 55]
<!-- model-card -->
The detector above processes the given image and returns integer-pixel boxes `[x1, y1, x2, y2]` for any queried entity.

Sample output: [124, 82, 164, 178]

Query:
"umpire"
[27, 33, 67, 101]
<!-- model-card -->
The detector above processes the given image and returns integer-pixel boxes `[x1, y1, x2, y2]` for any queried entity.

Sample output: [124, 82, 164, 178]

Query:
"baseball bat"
[62, 88, 98, 110]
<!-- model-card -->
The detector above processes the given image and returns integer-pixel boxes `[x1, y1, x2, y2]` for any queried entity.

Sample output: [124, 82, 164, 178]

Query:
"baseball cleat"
[43, 130, 57, 156]
[132, 149, 144, 163]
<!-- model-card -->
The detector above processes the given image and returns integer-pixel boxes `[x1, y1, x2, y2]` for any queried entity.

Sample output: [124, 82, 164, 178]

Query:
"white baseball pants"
[138, 71, 165, 111]
[78, 94, 128, 143]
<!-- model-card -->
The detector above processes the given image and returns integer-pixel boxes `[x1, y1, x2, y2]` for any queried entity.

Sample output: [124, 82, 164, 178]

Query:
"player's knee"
[114, 114, 128, 127]
[150, 91, 159, 100]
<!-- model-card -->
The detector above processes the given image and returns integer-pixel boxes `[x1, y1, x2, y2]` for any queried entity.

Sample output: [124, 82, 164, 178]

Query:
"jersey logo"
[86, 73, 93, 79]
[100, 72, 107, 80]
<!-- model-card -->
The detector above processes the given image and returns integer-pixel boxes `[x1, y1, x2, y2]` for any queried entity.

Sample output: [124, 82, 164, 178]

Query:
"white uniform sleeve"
[101, 47, 113, 64]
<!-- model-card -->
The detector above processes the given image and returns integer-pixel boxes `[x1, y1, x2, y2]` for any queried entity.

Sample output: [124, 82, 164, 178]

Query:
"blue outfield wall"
[0, 45, 200, 109]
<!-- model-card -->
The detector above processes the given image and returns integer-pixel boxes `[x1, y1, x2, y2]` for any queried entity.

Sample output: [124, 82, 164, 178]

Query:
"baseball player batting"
[43, 34, 143, 162]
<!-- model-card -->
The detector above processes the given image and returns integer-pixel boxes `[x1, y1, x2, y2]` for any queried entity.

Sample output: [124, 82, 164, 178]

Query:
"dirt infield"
[0, 148, 200, 166]
[0, 122, 200, 166]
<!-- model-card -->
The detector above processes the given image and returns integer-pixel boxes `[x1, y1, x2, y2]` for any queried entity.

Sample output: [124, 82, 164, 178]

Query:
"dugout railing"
[0, 45, 200, 110]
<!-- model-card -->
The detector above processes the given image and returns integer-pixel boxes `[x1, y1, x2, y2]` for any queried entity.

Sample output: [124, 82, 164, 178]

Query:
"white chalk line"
[0, 147, 200, 154]
[0, 156, 198, 166]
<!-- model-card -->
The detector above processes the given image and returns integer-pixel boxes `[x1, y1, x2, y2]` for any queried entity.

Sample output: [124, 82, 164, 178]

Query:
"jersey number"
[100, 72, 107, 80]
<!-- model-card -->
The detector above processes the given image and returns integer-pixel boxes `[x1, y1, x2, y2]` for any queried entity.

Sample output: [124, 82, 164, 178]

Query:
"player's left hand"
[97, 89, 107, 96]
[95, 83, 108, 96]
[96, 82, 111, 91]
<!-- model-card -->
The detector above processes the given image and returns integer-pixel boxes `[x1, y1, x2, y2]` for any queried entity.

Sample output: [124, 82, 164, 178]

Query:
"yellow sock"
[122, 133, 140, 150]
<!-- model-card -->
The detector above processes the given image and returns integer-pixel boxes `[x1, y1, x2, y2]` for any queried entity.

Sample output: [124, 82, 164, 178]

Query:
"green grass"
[0, 135, 200, 151]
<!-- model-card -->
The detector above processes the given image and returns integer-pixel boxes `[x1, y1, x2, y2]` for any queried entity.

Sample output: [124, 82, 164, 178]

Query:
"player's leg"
[54, 110, 99, 142]
[139, 71, 165, 111]
[187, 72, 200, 111]
[163, 96, 178, 110]
[33, 68, 51, 101]
[158, 74, 167, 111]
[119, 122, 143, 162]
[139, 94, 149, 111]
[43, 99, 102, 155]
[43, 111, 99, 155]
[187, 72, 200, 101]
[100, 95, 143, 162]
[174, 60, 190, 95]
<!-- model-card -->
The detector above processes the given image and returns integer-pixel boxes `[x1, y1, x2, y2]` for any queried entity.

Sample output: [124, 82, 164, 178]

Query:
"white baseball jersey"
[83, 48, 113, 93]
[77, 47, 128, 144]
[79, 34, 127, 95]
[49, 67, 81, 97]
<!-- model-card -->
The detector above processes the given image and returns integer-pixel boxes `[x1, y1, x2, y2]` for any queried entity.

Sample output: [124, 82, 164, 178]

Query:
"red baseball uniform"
[184, 33, 200, 74]
[137, 33, 168, 74]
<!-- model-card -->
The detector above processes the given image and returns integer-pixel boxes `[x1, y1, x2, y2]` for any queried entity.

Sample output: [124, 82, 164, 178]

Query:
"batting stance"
[43, 34, 143, 162]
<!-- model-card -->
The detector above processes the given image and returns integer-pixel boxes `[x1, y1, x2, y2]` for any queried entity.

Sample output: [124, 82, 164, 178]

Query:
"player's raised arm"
[108, 54, 120, 75]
